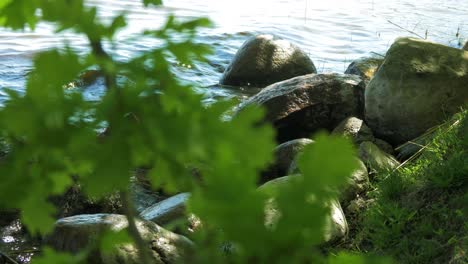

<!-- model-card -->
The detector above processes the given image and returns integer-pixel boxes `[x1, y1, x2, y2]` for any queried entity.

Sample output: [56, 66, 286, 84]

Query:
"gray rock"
[140, 193, 190, 226]
[262, 138, 314, 182]
[344, 56, 384, 83]
[374, 138, 395, 155]
[237, 73, 365, 143]
[341, 159, 369, 205]
[365, 37, 468, 145]
[332, 117, 374, 145]
[220, 34, 316, 87]
[258, 176, 348, 243]
[287, 158, 369, 206]
[324, 199, 348, 243]
[358, 141, 400, 172]
[130, 177, 162, 214]
[47, 214, 193, 264]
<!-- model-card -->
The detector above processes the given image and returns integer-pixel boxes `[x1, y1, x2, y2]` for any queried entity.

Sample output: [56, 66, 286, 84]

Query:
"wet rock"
[140, 193, 190, 226]
[262, 138, 314, 182]
[365, 37, 468, 145]
[332, 117, 374, 145]
[344, 56, 384, 83]
[463, 41, 468, 51]
[1, 218, 38, 264]
[359, 141, 400, 172]
[47, 214, 193, 264]
[220, 34, 316, 87]
[237, 73, 365, 143]
[258, 176, 348, 243]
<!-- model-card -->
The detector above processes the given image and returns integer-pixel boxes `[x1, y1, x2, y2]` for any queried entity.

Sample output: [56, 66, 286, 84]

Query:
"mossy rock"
[258, 175, 348, 243]
[365, 37, 468, 145]
[358, 141, 400, 172]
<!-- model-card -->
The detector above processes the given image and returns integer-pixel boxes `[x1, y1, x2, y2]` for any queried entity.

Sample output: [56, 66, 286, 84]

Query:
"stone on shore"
[258, 176, 348, 243]
[365, 37, 468, 145]
[359, 141, 400, 172]
[344, 56, 384, 83]
[220, 34, 316, 87]
[262, 138, 314, 182]
[332, 117, 375, 145]
[47, 214, 193, 264]
[236, 73, 365, 143]
[140, 193, 190, 226]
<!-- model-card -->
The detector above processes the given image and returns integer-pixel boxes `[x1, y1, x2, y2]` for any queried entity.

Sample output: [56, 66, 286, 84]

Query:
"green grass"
[345, 109, 468, 264]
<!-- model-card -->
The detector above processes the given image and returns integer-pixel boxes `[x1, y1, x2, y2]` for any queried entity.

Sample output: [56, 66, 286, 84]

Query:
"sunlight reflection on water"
[0, 0, 467, 102]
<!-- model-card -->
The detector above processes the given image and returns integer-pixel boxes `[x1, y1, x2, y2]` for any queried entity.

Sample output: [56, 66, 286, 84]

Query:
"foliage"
[0, 1, 383, 263]
[352, 109, 468, 264]
[188, 133, 361, 263]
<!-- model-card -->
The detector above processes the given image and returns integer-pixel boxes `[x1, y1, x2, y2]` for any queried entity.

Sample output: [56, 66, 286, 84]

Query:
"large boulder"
[365, 37, 468, 145]
[344, 56, 384, 84]
[258, 176, 348, 243]
[236, 73, 365, 142]
[47, 214, 193, 264]
[220, 34, 316, 87]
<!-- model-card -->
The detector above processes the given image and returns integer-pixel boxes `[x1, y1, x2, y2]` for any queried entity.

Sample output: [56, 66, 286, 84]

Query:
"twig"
[6, 249, 41, 255]
[385, 115, 462, 180]
[389, 143, 428, 176]
[120, 191, 151, 264]
[370, 52, 385, 58]
[0, 251, 19, 264]
[386, 19, 426, 39]
[89, 40, 116, 90]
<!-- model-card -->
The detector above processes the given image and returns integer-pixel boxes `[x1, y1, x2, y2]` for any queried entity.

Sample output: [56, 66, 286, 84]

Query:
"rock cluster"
[37, 35, 468, 263]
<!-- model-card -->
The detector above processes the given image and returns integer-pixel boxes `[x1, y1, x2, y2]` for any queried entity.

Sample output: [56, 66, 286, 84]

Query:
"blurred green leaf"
[100, 229, 132, 253]
[33, 247, 85, 264]
[142, 0, 163, 6]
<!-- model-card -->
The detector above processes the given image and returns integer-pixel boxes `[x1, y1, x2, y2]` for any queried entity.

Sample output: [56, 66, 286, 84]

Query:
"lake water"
[0, 0, 467, 104]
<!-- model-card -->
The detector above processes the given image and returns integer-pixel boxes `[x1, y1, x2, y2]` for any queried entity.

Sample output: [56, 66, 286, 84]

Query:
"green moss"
[349, 109, 468, 263]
